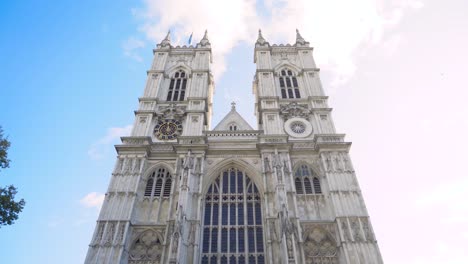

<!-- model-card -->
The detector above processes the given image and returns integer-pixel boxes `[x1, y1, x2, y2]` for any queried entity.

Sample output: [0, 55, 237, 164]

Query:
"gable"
[213, 108, 254, 131]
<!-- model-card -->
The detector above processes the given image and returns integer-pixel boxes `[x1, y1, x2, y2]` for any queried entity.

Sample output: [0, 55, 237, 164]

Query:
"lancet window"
[167, 70, 187, 101]
[144, 167, 172, 198]
[279, 68, 300, 99]
[294, 164, 322, 195]
[201, 168, 265, 264]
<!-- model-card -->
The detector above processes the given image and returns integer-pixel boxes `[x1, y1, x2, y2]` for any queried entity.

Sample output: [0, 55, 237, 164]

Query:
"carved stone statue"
[325, 155, 333, 172]
[343, 154, 354, 172]
[183, 152, 194, 170]
[272, 153, 283, 169]
[283, 160, 290, 174]
[333, 154, 343, 172]
[264, 157, 271, 173]
[172, 206, 186, 256]
[279, 204, 296, 259]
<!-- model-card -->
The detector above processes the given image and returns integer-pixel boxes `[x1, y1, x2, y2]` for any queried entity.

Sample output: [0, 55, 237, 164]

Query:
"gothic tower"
[84, 30, 383, 264]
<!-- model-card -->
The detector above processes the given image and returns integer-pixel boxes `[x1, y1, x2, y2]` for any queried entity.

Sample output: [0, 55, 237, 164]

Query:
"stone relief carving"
[280, 102, 311, 120]
[94, 222, 106, 245]
[350, 219, 362, 242]
[129, 229, 164, 264]
[123, 138, 148, 145]
[104, 222, 115, 246]
[333, 155, 343, 172]
[133, 158, 142, 173]
[155, 103, 186, 121]
[340, 220, 350, 242]
[151, 145, 174, 152]
[360, 218, 374, 241]
[341, 153, 354, 172]
[116, 222, 126, 245]
[322, 152, 354, 173]
[115, 158, 124, 174]
[302, 225, 338, 264]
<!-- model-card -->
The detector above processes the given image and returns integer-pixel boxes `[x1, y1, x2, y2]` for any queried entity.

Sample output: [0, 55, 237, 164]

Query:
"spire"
[295, 29, 309, 46]
[159, 30, 171, 48]
[198, 29, 210, 47]
[256, 29, 267, 45]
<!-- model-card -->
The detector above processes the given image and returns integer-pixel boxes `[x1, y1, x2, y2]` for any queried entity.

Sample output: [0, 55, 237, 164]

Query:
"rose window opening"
[290, 121, 306, 134]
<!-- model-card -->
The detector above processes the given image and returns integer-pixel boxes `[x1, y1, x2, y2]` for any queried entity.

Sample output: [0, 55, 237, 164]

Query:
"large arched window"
[295, 164, 322, 195]
[279, 68, 300, 99]
[144, 167, 172, 198]
[201, 168, 264, 264]
[166, 70, 187, 101]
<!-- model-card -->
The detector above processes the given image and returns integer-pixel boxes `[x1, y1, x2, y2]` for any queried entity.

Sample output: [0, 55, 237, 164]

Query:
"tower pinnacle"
[159, 30, 171, 48]
[257, 29, 266, 45]
[198, 30, 210, 47]
[295, 29, 309, 46]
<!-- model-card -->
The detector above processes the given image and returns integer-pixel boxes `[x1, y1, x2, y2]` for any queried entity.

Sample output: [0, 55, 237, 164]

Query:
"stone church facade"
[84, 30, 384, 264]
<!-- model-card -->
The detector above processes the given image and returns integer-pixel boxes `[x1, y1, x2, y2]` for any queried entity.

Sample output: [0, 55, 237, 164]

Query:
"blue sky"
[1, 0, 468, 263]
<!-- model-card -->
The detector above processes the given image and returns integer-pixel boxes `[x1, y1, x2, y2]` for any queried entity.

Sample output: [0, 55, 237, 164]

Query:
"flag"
[188, 33, 193, 45]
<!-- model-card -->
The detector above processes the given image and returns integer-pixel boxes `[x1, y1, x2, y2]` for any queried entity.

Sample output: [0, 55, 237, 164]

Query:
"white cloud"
[123, 37, 146, 62]
[415, 177, 468, 222]
[133, 0, 259, 80]
[79, 192, 105, 210]
[88, 125, 132, 160]
[131, 0, 423, 85]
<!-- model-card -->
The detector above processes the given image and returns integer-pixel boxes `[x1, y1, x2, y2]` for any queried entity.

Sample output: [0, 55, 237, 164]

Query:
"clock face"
[154, 119, 182, 140]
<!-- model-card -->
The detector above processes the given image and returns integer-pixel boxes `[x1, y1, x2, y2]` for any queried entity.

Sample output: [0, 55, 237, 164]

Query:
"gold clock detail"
[154, 119, 182, 140]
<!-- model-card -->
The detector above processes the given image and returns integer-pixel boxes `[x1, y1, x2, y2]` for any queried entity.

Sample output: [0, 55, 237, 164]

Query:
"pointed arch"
[166, 62, 192, 77]
[273, 61, 301, 74]
[201, 158, 264, 196]
[293, 162, 323, 195]
[275, 63, 301, 99]
[142, 162, 174, 198]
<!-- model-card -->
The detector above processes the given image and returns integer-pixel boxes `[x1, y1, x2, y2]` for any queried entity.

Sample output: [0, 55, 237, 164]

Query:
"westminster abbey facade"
[84, 30, 384, 264]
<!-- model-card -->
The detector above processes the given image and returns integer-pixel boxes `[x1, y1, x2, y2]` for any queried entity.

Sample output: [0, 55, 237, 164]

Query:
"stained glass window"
[202, 168, 264, 263]
[167, 70, 187, 101]
[279, 68, 301, 99]
[294, 164, 322, 195]
[144, 168, 172, 198]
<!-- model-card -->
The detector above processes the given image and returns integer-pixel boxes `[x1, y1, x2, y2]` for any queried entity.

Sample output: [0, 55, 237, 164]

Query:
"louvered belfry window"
[294, 164, 322, 195]
[201, 168, 265, 264]
[167, 70, 187, 101]
[279, 68, 300, 99]
[144, 167, 172, 198]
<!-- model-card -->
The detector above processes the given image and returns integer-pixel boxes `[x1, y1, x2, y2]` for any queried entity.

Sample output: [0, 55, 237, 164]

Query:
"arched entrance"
[201, 167, 265, 264]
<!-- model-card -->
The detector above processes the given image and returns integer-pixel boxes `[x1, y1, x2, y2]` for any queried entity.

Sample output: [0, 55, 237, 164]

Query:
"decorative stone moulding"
[280, 102, 311, 120]
[155, 103, 186, 121]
